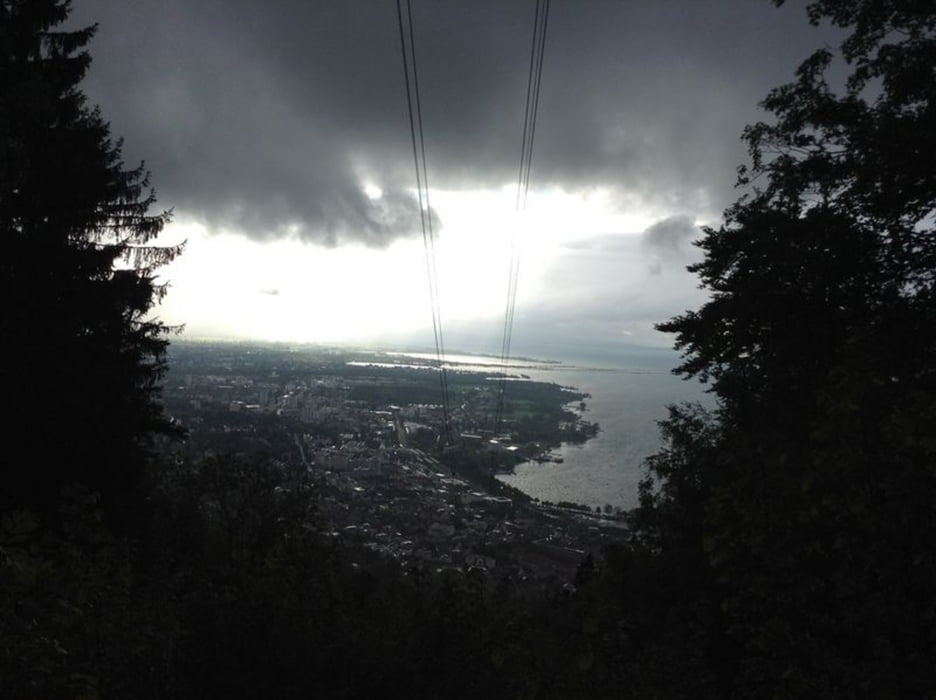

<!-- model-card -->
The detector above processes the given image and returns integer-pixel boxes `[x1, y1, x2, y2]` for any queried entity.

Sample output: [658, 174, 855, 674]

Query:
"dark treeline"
[2, 0, 935, 697]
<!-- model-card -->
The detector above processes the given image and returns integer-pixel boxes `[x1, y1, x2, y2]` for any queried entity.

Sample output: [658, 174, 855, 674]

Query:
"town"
[161, 341, 626, 588]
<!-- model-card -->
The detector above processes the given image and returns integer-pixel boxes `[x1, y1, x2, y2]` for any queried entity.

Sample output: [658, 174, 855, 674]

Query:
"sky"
[68, 0, 841, 364]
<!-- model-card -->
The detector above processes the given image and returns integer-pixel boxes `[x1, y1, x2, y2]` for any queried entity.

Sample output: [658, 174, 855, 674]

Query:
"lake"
[497, 363, 710, 510]
[396, 350, 712, 511]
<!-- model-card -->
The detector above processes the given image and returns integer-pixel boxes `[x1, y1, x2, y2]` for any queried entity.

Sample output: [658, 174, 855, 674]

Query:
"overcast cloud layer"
[70, 0, 837, 247]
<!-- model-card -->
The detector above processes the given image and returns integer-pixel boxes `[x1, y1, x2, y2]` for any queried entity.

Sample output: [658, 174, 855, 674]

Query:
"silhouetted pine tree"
[0, 0, 182, 523]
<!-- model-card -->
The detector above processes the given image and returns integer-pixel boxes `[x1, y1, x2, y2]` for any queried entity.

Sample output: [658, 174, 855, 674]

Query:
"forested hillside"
[2, 1, 934, 697]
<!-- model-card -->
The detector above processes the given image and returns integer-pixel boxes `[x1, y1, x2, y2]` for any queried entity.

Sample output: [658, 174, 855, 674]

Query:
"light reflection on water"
[349, 351, 570, 376]
[499, 367, 710, 511]
[351, 351, 710, 511]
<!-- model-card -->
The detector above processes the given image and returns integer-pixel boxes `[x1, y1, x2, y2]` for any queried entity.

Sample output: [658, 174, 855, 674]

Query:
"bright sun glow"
[157, 187, 662, 345]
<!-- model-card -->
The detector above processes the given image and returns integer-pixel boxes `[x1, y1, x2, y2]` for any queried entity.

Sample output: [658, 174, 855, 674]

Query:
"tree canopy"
[3, 0, 936, 696]
[638, 0, 936, 694]
[0, 0, 182, 522]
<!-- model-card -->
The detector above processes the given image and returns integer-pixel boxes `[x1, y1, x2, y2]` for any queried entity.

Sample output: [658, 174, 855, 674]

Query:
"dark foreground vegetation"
[3, 0, 936, 697]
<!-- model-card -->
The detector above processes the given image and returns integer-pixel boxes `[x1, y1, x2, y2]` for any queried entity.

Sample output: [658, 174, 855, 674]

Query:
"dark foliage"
[0, 0, 182, 524]
[1, 454, 615, 699]
[5, 1, 936, 698]
[637, 0, 936, 694]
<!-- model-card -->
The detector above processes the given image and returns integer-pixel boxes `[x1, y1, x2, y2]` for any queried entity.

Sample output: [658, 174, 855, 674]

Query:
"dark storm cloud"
[642, 216, 697, 253]
[69, 0, 837, 246]
[641, 215, 699, 275]
[566, 214, 699, 261]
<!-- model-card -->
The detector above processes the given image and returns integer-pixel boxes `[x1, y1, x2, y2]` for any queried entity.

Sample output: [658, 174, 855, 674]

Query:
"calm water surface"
[396, 351, 712, 511]
[497, 363, 710, 511]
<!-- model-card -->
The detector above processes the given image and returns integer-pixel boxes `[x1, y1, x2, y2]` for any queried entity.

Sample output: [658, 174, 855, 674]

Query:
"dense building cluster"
[162, 341, 624, 587]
